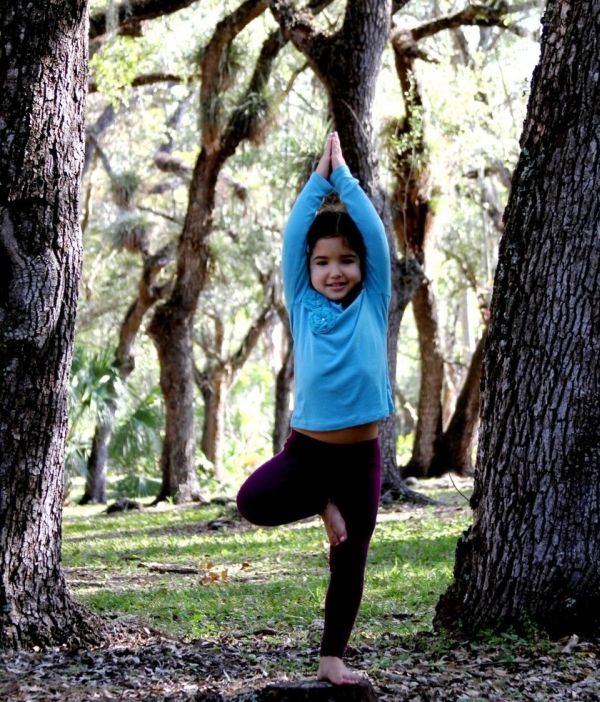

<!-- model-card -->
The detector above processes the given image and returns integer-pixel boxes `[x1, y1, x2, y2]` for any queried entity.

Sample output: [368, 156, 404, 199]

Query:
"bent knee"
[236, 481, 270, 525]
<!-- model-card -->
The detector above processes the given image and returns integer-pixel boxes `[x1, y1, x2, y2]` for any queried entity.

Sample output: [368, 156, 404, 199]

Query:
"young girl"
[236, 132, 393, 685]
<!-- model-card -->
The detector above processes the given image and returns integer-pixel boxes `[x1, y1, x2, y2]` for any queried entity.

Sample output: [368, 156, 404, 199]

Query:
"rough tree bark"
[270, 0, 424, 498]
[435, 0, 600, 635]
[0, 0, 104, 648]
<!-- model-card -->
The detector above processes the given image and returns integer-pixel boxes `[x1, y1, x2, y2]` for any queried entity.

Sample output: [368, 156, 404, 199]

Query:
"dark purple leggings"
[236, 430, 381, 658]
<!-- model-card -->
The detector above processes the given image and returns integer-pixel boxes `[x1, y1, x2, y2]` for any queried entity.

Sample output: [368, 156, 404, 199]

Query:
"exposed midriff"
[295, 421, 378, 444]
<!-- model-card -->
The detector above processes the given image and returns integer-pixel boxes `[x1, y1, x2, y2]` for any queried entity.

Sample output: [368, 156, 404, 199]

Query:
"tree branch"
[409, 3, 531, 42]
[268, 0, 330, 79]
[89, 0, 199, 40]
[153, 91, 195, 178]
[88, 72, 186, 94]
[201, 0, 269, 150]
[392, 0, 412, 14]
[219, 0, 334, 159]
[227, 300, 277, 377]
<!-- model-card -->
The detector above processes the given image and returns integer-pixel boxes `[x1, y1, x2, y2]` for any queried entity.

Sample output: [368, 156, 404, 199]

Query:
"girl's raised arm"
[282, 173, 333, 307]
[282, 135, 335, 307]
[328, 132, 390, 296]
[330, 164, 391, 297]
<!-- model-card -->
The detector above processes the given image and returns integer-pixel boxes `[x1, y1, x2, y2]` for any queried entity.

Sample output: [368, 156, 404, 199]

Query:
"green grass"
[62, 492, 471, 647]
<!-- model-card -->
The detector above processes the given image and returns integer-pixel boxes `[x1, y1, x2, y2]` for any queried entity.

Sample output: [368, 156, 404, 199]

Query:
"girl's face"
[309, 236, 361, 302]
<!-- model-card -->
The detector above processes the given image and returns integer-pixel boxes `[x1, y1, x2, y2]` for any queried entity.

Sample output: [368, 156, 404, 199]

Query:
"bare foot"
[317, 656, 366, 685]
[320, 501, 347, 546]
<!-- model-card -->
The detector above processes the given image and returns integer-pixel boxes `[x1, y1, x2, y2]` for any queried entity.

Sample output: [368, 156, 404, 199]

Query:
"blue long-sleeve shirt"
[282, 164, 394, 430]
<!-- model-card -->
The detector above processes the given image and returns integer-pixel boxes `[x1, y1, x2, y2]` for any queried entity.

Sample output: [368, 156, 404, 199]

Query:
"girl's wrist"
[331, 162, 347, 174]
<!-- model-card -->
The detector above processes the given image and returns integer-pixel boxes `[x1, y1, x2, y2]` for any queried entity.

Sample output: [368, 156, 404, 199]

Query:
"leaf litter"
[4, 490, 599, 700]
[1, 620, 598, 701]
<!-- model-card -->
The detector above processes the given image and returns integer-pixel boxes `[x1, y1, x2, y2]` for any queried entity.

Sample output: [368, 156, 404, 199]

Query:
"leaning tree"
[0, 0, 104, 647]
[435, 0, 600, 635]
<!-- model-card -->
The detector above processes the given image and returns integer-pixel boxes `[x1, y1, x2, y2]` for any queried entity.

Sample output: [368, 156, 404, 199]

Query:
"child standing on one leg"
[236, 132, 393, 685]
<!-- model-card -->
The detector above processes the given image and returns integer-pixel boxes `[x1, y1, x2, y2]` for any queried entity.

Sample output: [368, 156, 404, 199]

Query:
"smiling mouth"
[327, 282, 347, 289]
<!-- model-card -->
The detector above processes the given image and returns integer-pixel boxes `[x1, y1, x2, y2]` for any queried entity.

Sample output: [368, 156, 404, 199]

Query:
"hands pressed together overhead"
[316, 131, 346, 180]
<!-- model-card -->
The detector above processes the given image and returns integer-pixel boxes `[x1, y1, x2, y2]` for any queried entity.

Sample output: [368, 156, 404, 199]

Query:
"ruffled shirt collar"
[303, 288, 343, 334]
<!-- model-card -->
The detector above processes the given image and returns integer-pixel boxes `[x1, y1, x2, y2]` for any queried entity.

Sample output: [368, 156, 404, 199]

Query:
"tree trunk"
[385, 25, 437, 487]
[403, 281, 444, 478]
[273, 317, 294, 454]
[148, 0, 299, 502]
[82, 417, 112, 504]
[322, 5, 417, 492]
[380, 257, 427, 500]
[271, 0, 423, 490]
[0, 0, 104, 648]
[390, 20, 489, 482]
[429, 328, 487, 477]
[200, 368, 227, 480]
[435, 0, 600, 635]
[150, 301, 204, 503]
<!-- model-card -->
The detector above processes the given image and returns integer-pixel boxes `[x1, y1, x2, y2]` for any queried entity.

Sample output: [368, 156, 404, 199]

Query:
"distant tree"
[195, 281, 277, 478]
[80, 243, 174, 504]
[148, 0, 333, 503]
[435, 0, 600, 635]
[0, 0, 104, 647]
[388, 5, 524, 480]
[79, 138, 175, 504]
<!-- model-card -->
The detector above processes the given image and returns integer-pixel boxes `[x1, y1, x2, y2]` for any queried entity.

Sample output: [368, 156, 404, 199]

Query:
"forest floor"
[1, 475, 598, 701]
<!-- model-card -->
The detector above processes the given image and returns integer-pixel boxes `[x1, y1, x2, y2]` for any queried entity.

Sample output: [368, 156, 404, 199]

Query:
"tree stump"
[233, 679, 377, 701]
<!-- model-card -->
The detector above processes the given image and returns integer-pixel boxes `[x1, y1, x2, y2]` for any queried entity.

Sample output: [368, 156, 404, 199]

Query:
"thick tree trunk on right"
[436, 0, 600, 635]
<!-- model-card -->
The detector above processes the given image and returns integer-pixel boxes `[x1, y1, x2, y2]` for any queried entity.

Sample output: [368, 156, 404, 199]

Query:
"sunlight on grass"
[63, 490, 471, 647]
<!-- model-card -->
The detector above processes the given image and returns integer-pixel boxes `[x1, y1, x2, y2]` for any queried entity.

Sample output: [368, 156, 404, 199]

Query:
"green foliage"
[69, 345, 121, 426]
[109, 387, 164, 475]
[66, 345, 120, 479]
[114, 474, 163, 498]
[110, 170, 143, 207]
[90, 37, 157, 104]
